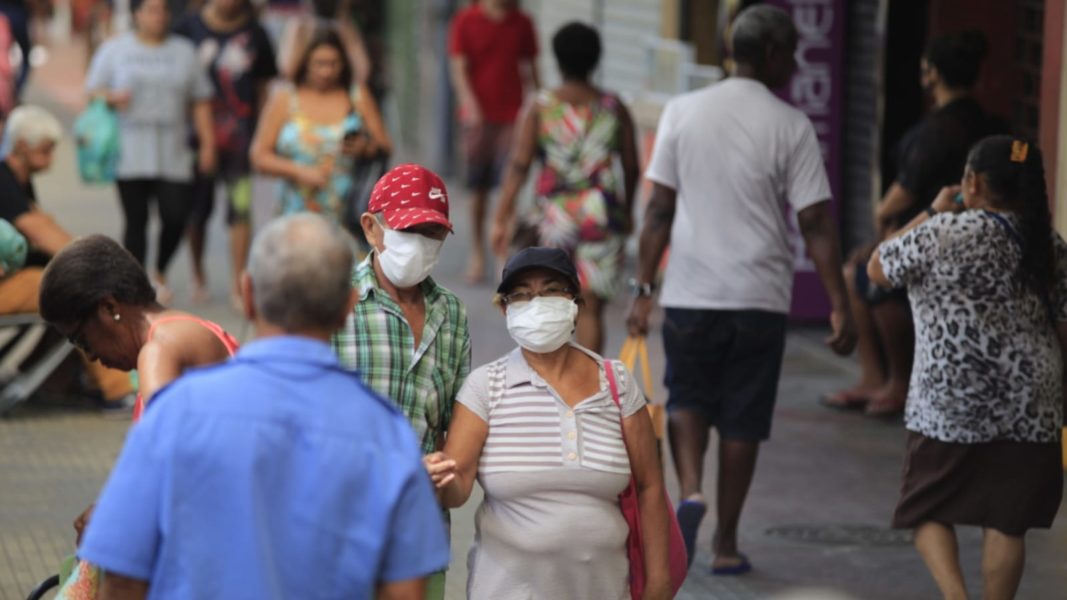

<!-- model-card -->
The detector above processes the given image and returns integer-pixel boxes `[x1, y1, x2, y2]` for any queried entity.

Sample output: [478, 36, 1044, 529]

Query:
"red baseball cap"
[367, 163, 453, 232]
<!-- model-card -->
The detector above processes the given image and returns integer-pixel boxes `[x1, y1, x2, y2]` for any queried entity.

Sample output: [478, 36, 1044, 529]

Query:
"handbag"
[604, 360, 689, 599]
[340, 85, 391, 247]
[342, 150, 389, 247]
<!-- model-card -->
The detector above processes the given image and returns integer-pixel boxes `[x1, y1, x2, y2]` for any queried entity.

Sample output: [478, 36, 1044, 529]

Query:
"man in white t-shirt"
[626, 5, 856, 575]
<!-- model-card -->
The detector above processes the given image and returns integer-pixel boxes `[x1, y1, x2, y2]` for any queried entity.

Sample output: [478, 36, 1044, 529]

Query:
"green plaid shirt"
[332, 254, 471, 455]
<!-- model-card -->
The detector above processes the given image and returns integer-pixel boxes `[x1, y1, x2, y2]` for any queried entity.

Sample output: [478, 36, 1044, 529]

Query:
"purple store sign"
[766, 0, 845, 320]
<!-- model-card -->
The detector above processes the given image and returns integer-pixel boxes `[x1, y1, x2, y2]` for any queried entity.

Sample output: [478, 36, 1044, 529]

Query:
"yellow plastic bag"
[619, 336, 666, 441]
[1062, 427, 1066, 469]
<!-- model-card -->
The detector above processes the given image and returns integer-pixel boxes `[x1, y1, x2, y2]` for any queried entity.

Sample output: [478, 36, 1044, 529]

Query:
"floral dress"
[533, 90, 626, 300]
[275, 88, 361, 224]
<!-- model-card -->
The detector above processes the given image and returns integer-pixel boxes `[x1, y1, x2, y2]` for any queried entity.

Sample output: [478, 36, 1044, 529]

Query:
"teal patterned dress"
[275, 88, 362, 224]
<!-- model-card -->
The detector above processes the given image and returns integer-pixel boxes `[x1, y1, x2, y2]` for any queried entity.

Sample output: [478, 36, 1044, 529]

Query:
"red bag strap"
[604, 360, 621, 407]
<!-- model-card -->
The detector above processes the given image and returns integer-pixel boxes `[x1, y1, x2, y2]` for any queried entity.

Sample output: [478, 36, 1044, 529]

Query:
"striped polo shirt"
[457, 345, 647, 476]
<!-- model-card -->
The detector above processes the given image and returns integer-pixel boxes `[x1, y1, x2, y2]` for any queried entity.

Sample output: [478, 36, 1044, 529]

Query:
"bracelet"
[924, 206, 938, 218]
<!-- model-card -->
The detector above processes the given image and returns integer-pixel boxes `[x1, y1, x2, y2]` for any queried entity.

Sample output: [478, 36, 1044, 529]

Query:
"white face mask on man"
[378, 228, 445, 289]
[506, 296, 579, 353]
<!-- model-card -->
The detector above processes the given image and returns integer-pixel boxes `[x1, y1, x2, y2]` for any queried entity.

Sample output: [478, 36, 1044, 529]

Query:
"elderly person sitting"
[75, 214, 449, 599]
[424, 247, 672, 600]
[0, 105, 132, 404]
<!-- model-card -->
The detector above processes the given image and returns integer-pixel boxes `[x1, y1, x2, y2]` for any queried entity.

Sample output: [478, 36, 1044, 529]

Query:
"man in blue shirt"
[78, 213, 450, 600]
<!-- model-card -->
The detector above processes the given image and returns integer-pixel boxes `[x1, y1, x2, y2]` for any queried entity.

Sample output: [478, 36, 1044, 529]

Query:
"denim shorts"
[662, 308, 787, 441]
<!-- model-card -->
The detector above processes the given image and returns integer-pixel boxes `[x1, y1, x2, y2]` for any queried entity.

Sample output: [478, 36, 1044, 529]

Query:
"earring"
[113, 313, 121, 322]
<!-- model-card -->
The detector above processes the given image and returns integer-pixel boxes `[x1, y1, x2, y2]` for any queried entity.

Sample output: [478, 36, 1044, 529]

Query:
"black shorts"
[662, 308, 787, 441]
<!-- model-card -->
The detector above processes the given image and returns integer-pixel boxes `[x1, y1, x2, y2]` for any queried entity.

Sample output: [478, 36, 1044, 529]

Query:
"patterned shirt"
[332, 254, 471, 454]
[879, 211, 1067, 443]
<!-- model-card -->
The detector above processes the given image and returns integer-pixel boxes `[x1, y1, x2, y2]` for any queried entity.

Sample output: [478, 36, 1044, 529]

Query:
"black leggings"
[117, 179, 192, 274]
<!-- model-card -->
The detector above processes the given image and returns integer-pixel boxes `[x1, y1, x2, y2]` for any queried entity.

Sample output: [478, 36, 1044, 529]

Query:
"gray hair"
[247, 213, 354, 331]
[730, 5, 797, 65]
[5, 105, 62, 148]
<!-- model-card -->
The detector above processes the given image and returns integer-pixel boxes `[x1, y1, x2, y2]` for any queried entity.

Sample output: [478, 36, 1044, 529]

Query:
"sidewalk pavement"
[2, 37, 1066, 600]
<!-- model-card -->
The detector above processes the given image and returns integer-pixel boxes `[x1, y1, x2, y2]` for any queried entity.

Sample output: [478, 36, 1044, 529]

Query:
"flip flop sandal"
[676, 500, 707, 569]
[710, 553, 752, 576]
[820, 391, 869, 410]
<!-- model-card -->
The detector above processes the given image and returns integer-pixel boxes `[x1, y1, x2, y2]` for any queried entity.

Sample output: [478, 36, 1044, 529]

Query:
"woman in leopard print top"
[869, 135, 1066, 600]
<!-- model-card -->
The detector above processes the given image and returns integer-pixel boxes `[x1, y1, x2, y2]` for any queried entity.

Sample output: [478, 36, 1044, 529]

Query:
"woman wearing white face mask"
[424, 247, 673, 600]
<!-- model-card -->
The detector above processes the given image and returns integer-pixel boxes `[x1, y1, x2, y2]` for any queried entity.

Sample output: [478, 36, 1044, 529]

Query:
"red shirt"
[448, 5, 538, 125]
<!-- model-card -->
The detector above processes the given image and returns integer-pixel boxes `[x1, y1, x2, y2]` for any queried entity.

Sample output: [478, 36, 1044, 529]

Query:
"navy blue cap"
[497, 247, 580, 294]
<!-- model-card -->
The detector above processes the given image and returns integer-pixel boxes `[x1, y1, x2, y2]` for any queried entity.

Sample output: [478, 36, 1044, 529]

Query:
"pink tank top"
[131, 316, 240, 422]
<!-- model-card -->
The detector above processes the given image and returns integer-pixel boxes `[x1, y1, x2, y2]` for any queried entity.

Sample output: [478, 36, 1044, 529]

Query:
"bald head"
[247, 214, 354, 333]
[730, 5, 797, 71]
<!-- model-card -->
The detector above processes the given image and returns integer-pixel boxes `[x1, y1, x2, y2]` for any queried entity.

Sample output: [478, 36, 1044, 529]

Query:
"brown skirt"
[892, 431, 1063, 536]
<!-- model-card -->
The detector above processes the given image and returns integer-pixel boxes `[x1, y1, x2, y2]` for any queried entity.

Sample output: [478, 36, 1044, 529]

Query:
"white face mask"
[506, 296, 579, 354]
[377, 229, 444, 289]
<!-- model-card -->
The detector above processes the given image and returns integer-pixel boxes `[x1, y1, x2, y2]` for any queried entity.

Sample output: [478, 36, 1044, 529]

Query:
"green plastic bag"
[0, 218, 26, 277]
[73, 98, 119, 184]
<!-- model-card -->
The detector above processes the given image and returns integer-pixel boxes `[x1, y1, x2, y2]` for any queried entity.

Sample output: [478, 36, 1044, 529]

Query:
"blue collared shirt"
[79, 336, 450, 600]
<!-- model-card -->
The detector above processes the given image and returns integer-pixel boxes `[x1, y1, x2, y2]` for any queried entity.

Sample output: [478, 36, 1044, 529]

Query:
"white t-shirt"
[645, 77, 831, 313]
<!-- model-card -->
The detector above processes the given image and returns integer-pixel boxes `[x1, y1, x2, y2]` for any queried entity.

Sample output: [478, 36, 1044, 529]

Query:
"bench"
[0, 313, 74, 415]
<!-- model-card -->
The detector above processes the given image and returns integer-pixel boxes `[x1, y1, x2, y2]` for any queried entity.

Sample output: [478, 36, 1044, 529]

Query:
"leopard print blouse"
[879, 210, 1067, 443]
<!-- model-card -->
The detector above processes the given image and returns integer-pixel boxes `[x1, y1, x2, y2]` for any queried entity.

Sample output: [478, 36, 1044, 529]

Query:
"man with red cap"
[331, 163, 469, 599]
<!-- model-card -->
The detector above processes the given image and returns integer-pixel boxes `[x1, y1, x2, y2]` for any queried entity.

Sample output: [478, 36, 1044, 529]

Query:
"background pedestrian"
[173, 0, 277, 308]
[490, 21, 639, 354]
[448, 0, 538, 283]
[250, 28, 389, 225]
[84, 0, 216, 304]
[828, 30, 1004, 417]
[627, 5, 856, 573]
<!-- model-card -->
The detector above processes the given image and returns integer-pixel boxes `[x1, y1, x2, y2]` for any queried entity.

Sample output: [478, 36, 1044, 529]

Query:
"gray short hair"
[247, 214, 355, 331]
[5, 105, 62, 148]
[730, 5, 797, 65]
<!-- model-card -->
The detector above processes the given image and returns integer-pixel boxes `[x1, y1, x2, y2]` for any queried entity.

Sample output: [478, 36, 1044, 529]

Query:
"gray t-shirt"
[85, 32, 213, 181]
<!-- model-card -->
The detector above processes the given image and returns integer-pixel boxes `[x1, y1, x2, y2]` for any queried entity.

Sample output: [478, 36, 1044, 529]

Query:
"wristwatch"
[628, 278, 656, 298]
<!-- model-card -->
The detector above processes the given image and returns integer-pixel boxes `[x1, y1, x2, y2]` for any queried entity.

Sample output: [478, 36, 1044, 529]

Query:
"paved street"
[2, 40, 1067, 600]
